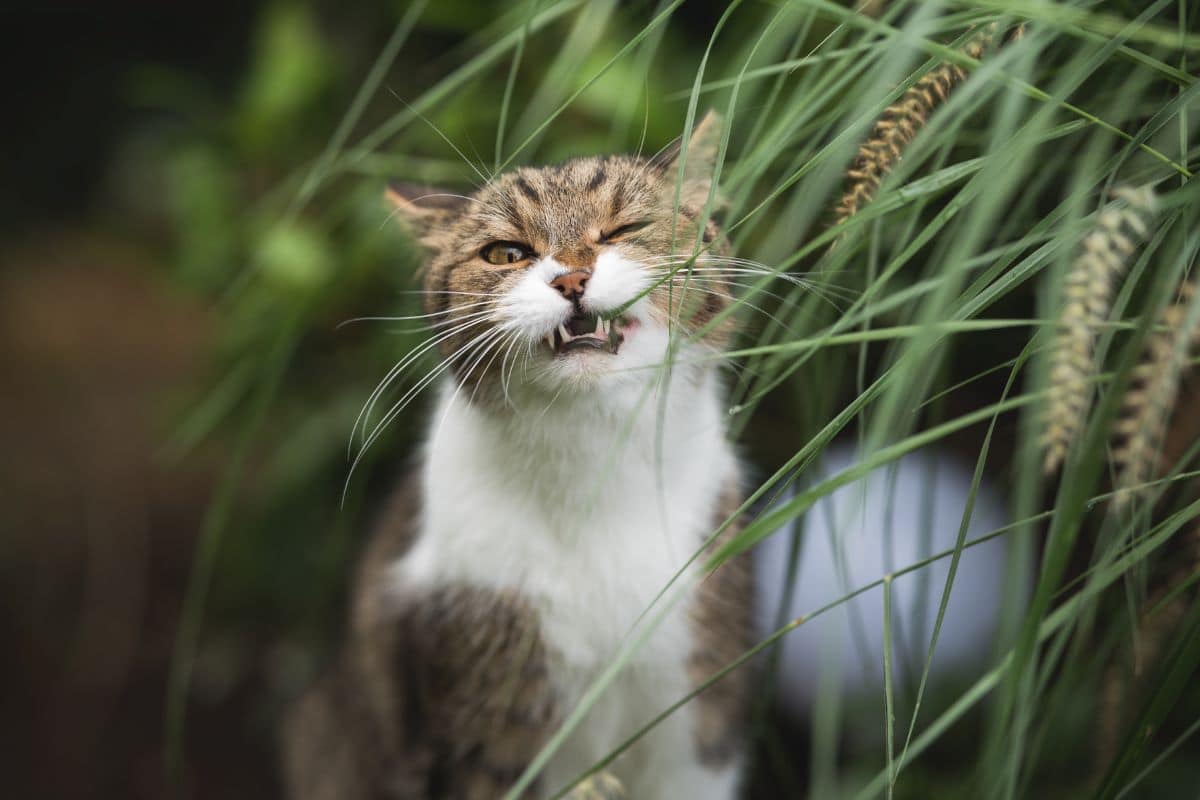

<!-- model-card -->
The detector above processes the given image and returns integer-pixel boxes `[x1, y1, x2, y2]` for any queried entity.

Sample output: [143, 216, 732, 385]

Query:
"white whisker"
[336, 301, 495, 329]
[396, 289, 497, 298]
[345, 325, 500, 499]
[349, 313, 495, 456]
[499, 334, 525, 408]
[647, 260, 858, 311]
[434, 329, 509, 443]
[467, 331, 512, 407]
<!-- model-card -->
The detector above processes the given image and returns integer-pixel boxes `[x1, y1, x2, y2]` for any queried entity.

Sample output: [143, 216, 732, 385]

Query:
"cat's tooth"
[596, 317, 606, 337]
[545, 333, 555, 350]
[558, 323, 572, 342]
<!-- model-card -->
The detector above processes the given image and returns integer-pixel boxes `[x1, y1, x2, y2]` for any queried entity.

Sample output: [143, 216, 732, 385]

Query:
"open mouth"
[545, 311, 627, 355]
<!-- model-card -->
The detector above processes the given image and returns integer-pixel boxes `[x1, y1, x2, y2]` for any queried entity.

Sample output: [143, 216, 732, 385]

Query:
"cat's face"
[392, 113, 733, 404]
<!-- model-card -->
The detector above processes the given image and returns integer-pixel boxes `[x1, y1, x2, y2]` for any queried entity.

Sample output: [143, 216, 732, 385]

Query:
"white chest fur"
[391, 368, 740, 796]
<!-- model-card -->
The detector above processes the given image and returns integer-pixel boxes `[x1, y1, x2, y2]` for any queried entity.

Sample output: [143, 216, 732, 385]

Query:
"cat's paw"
[562, 771, 627, 800]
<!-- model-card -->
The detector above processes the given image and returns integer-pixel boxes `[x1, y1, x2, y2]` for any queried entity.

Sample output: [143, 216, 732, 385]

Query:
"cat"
[281, 111, 755, 800]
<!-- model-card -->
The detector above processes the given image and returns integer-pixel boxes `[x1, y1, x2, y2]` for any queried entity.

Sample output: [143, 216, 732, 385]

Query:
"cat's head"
[389, 111, 734, 404]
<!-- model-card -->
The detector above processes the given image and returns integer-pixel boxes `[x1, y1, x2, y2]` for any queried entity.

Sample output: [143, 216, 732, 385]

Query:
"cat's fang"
[550, 314, 626, 355]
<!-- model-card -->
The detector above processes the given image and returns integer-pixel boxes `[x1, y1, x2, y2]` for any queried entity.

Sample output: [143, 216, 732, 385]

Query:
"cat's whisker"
[432, 329, 511, 443]
[649, 267, 812, 299]
[498, 334, 525, 409]
[713, 273, 854, 309]
[410, 192, 479, 206]
[671, 275, 797, 308]
[337, 301, 496, 329]
[466, 329, 513, 406]
[519, 340, 535, 393]
[381, 315, 500, 337]
[691, 259, 862, 298]
[691, 261, 849, 289]
[649, 275, 787, 328]
[348, 325, 500, 491]
[729, 281, 844, 319]
[349, 315, 497, 456]
[701, 290, 790, 331]
[351, 329, 462, 454]
[424, 308, 501, 330]
[652, 261, 815, 287]
[650, 278, 805, 339]
[647, 264, 855, 312]
[397, 289, 497, 298]
[644, 253, 849, 283]
[498, 339, 515, 408]
[389, 88, 495, 189]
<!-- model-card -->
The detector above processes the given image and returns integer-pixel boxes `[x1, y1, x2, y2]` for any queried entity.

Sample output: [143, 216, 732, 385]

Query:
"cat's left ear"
[385, 181, 469, 250]
[650, 110, 724, 201]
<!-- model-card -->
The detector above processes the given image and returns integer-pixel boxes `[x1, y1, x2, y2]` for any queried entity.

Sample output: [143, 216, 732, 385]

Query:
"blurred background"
[3, 1, 1198, 799]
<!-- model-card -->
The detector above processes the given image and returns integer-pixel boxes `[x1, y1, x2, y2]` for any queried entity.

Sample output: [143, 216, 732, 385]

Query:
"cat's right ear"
[385, 181, 468, 249]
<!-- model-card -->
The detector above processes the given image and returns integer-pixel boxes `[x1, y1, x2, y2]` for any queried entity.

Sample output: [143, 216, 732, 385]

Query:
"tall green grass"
[165, 1, 1200, 797]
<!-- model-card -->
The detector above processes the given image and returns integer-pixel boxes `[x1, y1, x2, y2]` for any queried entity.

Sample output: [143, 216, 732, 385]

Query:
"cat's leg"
[280, 650, 432, 800]
[281, 669, 377, 800]
[399, 583, 564, 799]
[283, 580, 563, 799]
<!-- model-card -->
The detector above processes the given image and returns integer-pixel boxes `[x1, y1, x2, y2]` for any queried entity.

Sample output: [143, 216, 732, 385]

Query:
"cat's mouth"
[545, 312, 629, 355]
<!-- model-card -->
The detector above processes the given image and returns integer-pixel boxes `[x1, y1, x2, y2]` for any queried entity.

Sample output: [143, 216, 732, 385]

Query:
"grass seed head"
[1111, 277, 1199, 506]
[1042, 185, 1158, 475]
[833, 23, 1005, 229]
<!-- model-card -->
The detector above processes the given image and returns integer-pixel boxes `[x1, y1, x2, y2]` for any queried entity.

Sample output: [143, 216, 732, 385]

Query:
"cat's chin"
[534, 347, 630, 388]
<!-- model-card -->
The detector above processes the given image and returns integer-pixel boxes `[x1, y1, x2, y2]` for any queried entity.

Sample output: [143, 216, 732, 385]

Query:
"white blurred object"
[754, 442, 1019, 716]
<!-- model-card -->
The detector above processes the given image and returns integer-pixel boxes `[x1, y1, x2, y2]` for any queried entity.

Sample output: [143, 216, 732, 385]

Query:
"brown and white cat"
[282, 112, 755, 799]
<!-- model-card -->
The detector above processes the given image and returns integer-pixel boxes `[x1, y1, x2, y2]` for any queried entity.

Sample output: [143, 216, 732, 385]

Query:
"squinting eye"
[600, 221, 651, 243]
[480, 241, 536, 266]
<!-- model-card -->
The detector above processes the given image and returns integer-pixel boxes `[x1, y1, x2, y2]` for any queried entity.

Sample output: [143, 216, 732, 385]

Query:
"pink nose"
[549, 270, 590, 302]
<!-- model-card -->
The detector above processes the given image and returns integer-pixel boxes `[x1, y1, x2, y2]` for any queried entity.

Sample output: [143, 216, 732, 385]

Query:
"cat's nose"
[549, 270, 590, 302]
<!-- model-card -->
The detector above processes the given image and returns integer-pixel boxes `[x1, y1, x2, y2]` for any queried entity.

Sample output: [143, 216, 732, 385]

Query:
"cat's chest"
[394, 386, 737, 670]
[400, 456, 719, 667]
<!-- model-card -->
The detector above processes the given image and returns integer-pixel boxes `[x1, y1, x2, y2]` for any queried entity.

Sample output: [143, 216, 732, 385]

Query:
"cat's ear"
[385, 181, 468, 249]
[650, 110, 724, 206]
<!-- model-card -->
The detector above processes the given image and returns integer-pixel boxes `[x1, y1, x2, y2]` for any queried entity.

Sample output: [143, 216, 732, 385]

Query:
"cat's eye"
[600, 221, 651, 243]
[480, 241, 535, 266]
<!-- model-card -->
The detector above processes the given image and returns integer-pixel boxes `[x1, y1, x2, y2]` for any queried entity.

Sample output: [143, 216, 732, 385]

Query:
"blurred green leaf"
[256, 220, 335, 292]
[167, 144, 240, 289]
[236, 3, 335, 155]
